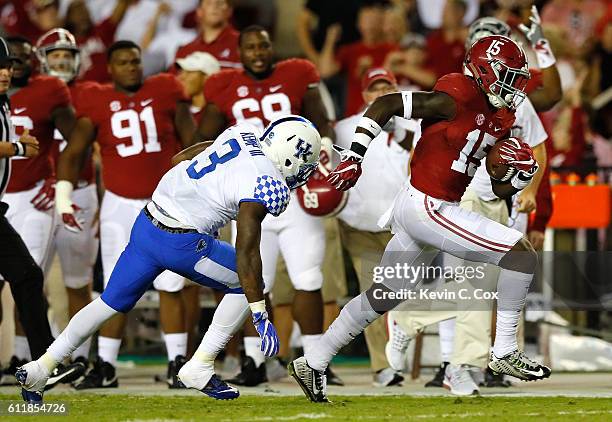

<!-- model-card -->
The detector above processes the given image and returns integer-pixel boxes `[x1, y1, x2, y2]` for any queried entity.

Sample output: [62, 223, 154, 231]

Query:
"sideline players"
[54, 40, 195, 389]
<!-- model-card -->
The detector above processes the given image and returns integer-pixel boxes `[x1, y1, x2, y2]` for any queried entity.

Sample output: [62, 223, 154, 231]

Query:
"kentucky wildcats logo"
[294, 139, 313, 160]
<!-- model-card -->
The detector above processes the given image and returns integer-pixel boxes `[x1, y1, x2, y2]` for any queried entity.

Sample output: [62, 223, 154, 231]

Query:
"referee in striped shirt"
[0, 37, 55, 365]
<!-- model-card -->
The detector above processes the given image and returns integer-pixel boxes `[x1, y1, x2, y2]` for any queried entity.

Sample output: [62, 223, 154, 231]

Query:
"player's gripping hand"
[55, 180, 84, 232]
[250, 300, 279, 357]
[15, 129, 39, 158]
[498, 138, 539, 190]
[327, 145, 363, 191]
[31, 177, 56, 211]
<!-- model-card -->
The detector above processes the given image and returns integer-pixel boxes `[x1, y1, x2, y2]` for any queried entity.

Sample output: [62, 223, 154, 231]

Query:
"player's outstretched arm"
[194, 103, 228, 143]
[51, 105, 77, 141]
[327, 91, 455, 191]
[174, 101, 196, 148]
[171, 140, 213, 166]
[55, 117, 96, 232]
[236, 201, 280, 356]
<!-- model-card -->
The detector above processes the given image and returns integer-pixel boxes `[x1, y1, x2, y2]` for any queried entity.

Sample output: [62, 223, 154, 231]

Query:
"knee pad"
[291, 267, 323, 291]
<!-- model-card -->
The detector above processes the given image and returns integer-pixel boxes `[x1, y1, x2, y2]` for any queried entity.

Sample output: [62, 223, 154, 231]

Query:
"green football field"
[0, 394, 610, 421]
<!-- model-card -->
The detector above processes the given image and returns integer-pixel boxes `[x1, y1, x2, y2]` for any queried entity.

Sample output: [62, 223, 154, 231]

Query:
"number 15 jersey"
[409, 73, 515, 202]
[153, 123, 290, 235]
[74, 74, 188, 199]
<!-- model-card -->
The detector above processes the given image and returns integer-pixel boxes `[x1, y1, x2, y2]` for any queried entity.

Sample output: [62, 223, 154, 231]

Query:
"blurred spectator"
[174, 0, 240, 70]
[2, 0, 61, 42]
[541, 0, 607, 59]
[319, 3, 398, 116]
[383, 4, 408, 44]
[587, 5, 612, 97]
[416, 0, 478, 30]
[425, 0, 468, 79]
[175, 51, 220, 124]
[296, 0, 362, 66]
[384, 34, 436, 90]
[64, 0, 133, 82]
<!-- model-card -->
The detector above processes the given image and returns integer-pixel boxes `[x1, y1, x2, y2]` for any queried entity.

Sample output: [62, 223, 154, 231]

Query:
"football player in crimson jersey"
[196, 25, 341, 386]
[0, 36, 86, 389]
[290, 35, 550, 403]
[33, 28, 99, 375]
[54, 40, 196, 390]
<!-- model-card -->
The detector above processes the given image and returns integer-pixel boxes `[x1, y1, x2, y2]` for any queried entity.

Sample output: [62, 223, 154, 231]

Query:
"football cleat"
[325, 366, 344, 386]
[15, 362, 48, 403]
[178, 360, 239, 400]
[198, 375, 240, 400]
[443, 364, 480, 396]
[45, 361, 87, 391]
[73, 357, 118, 390]
[373, 367, 404, 387]
[288, 357, 329, 403]
[425, 361, 449, 387]
[0, 356, 27, 385]
[488, 350, 551, 381]
[166, 355, 187, 389]
[384, 314, 411, 371]
[226, 356, 267, 386]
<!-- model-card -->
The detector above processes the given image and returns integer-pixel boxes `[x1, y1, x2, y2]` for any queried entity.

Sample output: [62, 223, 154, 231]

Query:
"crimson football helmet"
[297, 138, 348, 217]
[35, 28, 80, 83]
[464, 35, 530, 110]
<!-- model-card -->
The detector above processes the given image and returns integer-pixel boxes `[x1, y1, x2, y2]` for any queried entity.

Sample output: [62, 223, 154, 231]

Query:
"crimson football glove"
[497, 138, 539, 190]
[327, 145, 363, 191]
[30, 177, 56, 211]
[55, 180, 85, 233]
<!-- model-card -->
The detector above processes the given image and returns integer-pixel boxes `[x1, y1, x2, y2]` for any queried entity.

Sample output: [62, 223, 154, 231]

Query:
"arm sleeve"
[239, 174, 290, 217]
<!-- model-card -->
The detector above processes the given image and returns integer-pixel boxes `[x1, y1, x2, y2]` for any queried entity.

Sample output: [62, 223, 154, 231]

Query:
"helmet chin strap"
[487, 93, 505, 109]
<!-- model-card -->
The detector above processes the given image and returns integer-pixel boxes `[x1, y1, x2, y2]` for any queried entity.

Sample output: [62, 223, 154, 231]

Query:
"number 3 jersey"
[153, 123, 290, 235]
[204, 58, 319, 130]
[74, 74, 188, 199]
[409, 73, 515, 202]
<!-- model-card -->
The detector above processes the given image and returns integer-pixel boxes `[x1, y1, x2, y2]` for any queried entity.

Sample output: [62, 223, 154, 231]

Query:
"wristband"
[13, 142, 26, 156]
[249, 300, 266, 314]
[534, 39, 556, 69]
[55, 180, 74, 214]
[401, 91, 413, 120]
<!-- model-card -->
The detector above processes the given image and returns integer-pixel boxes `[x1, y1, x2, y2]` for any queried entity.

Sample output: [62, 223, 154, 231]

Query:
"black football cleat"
[73, 357, 118, 390]
[425, 361, 449, 388]
[226, 356, 267, 387]
[45, 360, 87, 391]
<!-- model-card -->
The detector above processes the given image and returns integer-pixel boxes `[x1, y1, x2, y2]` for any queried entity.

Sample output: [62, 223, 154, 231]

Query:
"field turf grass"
[0, 394, 611, 421]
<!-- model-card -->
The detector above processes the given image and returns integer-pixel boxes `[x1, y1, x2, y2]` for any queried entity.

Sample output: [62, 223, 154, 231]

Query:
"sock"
[47, 298, 117, 363]
[301, 334, 322, 359]
[244, 337, 265, 367]
[72, 337, 92, 361]
[163, 332, 188, 361]
[438, 318, 455, 363]
[493, 268, 532, 357]
[98, 337, 122, 366]
[14, 335, 32, 361]
[306, 294, 379, 372]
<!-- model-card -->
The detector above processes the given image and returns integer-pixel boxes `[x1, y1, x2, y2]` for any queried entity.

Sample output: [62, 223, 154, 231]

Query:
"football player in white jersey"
[16, 115, 321, 403]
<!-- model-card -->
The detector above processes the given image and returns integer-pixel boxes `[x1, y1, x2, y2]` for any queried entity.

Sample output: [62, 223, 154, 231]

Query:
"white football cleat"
[489, 350, 551, 381]
[384, 313, 410, 371]
[16, 361, 49, 403]
[443, 364, 480, 396]
[288, 356, 329, 403]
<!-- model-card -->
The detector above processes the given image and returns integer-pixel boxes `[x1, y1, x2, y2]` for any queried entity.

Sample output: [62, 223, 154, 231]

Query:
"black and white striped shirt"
[0, 97, 14, 201]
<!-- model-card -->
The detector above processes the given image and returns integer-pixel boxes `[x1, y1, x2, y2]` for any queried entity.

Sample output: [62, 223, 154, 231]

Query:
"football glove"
[518, 6, 556, 68]
[497, 138, 539, 190]
[250, 301, 279, 357]
[327, 145, 363, 191]
[55, 180, 85, 233]
[31, 178, 56, 211]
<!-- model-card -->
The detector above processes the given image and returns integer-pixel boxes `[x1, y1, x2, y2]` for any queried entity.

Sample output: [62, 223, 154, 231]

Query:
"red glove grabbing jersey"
[326, 146, 363, 191]
[30, 178, 56, 211]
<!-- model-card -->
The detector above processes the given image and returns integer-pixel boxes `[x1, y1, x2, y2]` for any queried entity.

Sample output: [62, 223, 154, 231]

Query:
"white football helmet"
[260, 115, 321, 190]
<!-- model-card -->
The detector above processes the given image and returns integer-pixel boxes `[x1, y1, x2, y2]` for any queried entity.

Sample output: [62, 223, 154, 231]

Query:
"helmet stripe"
[261, 115, 315, 141]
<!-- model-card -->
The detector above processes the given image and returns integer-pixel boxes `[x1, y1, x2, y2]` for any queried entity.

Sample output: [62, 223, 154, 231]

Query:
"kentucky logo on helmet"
[294, 138, 313, 161]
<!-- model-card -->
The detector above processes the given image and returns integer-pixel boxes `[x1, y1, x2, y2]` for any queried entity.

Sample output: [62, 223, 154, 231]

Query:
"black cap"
[0, 37, 21, 66]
